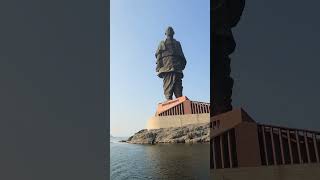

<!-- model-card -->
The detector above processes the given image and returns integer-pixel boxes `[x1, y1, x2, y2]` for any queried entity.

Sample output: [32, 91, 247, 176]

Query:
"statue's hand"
[156, 61, 161, 72]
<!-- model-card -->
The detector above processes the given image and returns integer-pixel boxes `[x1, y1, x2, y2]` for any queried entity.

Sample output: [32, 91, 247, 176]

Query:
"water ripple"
[110, 141, 209, 180]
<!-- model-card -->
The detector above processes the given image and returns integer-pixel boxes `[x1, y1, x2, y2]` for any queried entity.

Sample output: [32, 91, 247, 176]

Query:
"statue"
[155, 27, 187, 101]
[211, 0, 245, 170]
[212, 0, 245, 115]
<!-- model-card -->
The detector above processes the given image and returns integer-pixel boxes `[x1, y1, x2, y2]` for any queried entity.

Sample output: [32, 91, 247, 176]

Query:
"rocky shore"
[121, 123, 210, 144]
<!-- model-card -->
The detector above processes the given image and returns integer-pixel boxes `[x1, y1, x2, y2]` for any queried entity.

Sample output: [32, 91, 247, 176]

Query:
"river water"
[110, 137, 210, 180]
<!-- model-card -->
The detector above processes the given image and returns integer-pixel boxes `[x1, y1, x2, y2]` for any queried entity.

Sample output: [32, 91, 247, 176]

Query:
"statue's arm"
[156, 54, 162, 72]
[155, 41, 164, 58]
[155, 42, 164, 72]
[178, 42, 187, 70]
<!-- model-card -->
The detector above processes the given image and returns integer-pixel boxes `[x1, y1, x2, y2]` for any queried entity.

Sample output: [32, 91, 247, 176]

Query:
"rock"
[127, 136, 133, 141]
[126, 123, 210, 144]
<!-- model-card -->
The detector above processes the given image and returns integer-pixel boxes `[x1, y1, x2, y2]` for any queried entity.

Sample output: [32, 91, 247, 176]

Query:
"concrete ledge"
[210, 164, 320, 180]
[146, 113, 209, 129]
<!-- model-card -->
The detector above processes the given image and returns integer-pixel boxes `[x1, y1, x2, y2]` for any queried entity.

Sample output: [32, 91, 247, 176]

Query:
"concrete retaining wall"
[146, 113, 209, 129]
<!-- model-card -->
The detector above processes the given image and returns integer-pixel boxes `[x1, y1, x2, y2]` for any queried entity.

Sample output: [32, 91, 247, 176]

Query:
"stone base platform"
[146, 96, 210, 130]
[146, 113, 209, 130]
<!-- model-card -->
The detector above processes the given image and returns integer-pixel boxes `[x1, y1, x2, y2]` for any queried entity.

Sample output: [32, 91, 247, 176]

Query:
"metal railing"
[257, 124, 320, 166]
[191, 101, 210, 114]
[210, 123, 320, 169]
[158, 103, 184, 116]
[210, 128, 238, 169]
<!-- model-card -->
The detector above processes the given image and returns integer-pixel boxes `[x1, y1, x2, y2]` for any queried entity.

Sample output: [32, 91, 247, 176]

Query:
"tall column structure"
[211, 0, 245, 116]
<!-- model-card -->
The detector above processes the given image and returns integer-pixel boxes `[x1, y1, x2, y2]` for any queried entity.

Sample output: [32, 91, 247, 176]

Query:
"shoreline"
[120, 123, 210, 144]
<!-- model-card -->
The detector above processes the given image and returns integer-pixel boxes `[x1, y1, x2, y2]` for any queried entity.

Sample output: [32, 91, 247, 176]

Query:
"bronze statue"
[155, 27, 187, 100]
[212, 0, 245, 116]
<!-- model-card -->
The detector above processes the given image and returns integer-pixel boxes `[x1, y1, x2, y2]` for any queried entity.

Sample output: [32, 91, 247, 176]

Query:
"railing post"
[270, 127, 277, 165]
[295, 130, 302, 164]
[212, 137, 216, 169]
[278, 128, 285, 164]
[262, 126, 269, 165]
[304, 132, 311, 163]
[220, 135, 225, 168]
[228, 131, 233, 168]
[287, 130, 293, 164]
[313, 134, 319, 163]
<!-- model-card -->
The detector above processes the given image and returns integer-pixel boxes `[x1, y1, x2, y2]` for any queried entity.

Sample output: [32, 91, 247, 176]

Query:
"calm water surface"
[110, 137, 210, 180]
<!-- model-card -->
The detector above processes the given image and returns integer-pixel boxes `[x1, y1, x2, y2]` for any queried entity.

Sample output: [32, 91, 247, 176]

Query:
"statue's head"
[165, 26, 175, 38]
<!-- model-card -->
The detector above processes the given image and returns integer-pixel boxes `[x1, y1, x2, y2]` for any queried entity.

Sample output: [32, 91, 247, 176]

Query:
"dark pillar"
[211, 0, 245, 116]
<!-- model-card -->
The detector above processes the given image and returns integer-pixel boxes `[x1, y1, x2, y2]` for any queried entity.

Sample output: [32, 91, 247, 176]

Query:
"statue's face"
[166, 34, 173, 39]
[165, 27, 174, 38]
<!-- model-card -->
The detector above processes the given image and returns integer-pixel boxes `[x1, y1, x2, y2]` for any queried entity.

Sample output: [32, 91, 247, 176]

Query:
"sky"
[232, 0, 320, 131]
[111, 0, 320, 137]
[110, 0, 210, 137]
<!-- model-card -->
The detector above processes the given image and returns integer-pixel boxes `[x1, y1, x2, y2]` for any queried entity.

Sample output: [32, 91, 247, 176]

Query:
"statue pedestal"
[146, 96, 210, 129]
[210, 108, 320, 180]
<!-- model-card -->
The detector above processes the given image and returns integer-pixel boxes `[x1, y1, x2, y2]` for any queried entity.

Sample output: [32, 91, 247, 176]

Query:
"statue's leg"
[163, 72, 174, 100]
[173, 73, 183, 98]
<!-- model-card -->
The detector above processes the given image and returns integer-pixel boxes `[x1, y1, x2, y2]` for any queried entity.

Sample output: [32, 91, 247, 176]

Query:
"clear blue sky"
[110, 0, 210, 137]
